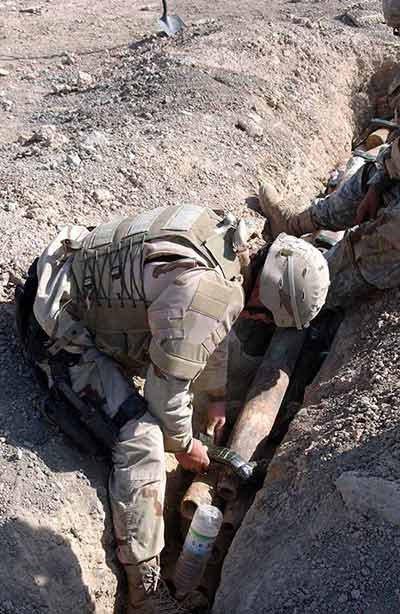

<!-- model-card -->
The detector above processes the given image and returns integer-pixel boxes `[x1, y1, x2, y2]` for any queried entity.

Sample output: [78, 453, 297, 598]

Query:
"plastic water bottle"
[174, 504, 223, 598]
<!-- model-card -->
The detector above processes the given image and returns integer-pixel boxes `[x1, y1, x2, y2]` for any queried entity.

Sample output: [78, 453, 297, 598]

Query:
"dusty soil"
[215, 290, 400, 614]
[1, 0, 400, 613]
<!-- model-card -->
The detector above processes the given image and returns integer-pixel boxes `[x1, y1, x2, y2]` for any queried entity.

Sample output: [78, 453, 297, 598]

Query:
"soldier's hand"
[356, 186, 381, 224]
[175, 439, 210, 474]
[206, 400, 226, 445]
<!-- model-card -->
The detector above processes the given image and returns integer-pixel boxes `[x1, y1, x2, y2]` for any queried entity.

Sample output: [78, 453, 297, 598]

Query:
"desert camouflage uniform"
[32, 206, 244, 568]
[308, 140, 400, 308]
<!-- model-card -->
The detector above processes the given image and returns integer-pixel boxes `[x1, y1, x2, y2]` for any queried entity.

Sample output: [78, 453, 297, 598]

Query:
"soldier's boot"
[258, 179, 319, 239]
[126, 560, 159, 614]
[126, 561, 188, 614]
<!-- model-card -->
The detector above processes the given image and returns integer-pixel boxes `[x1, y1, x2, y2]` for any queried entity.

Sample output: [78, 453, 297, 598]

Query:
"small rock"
[18, 125, 67, 149]
[0, 272, 10, 286]
[236, 113, 264, 138]
[3, 201, 17, 213]
[16, 449, 23, 460]
[93, 188, 113, 203]
[109, 201, 122, 212]
[0, 69, 10, 77]
[77, 70, 93, 88]
[66, 152, 81, 168]
[18, 132, 34, 146]
[291, 16, 313, 28]
[51, 83, 72, 95]
[351, 589, 361, 600]
[0, 99, 13, 111]
[120, 169, 141, 188]
[82, 130, 109, 150]
[61, 52, 76, 66]
[81, 144, 97, 157]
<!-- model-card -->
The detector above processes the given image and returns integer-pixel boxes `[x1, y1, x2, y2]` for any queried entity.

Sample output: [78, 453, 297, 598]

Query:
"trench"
[159, 60, 400, 613]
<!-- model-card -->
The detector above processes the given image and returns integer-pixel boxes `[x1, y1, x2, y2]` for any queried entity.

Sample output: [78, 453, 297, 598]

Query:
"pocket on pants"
[125, 478, 166, 563]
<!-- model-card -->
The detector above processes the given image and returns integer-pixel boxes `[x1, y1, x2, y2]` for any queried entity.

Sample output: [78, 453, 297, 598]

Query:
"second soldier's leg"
[324, 231, 376, 310]
[260, 160, 377, 238]
[325, 201, 400, 309]
[310, 161, 376, 231]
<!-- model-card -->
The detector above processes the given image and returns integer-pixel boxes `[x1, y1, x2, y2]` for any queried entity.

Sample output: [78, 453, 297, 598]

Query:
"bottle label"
[185, 528, 214, 556]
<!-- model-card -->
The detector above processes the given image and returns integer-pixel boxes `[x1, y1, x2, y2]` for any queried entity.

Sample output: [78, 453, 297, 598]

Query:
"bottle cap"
[192, 504, 223, 538]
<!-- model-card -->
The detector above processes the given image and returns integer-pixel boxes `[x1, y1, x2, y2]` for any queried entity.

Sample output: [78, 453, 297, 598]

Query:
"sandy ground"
[1, 0, 400, 612]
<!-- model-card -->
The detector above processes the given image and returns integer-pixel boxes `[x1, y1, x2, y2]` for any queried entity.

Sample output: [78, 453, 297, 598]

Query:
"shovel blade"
[159, 14, 184, 36]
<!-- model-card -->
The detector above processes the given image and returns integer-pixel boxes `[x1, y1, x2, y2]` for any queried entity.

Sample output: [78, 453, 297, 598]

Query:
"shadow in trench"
[0, 299, 124, 614]
[0, 517, 95, 614]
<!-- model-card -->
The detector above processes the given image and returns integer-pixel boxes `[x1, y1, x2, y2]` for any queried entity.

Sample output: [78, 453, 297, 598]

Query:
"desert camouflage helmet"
[259, 233, 330, 329]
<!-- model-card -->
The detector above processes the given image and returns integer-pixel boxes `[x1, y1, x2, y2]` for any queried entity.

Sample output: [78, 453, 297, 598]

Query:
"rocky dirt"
[215, 290, 400, 614]
[1, 0, 400, 613]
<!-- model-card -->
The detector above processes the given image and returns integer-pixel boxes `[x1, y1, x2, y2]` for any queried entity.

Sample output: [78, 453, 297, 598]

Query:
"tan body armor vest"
[70, 205, 243, 376]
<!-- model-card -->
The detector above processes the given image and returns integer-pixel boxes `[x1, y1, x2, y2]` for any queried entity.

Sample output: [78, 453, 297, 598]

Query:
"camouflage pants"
[310, 161, 400, 308]
[109, 411, 166, 566]
[34, 315, 167, 567]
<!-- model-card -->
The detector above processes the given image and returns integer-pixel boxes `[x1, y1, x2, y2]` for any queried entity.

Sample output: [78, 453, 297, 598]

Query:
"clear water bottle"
[174, 504, 223, 598]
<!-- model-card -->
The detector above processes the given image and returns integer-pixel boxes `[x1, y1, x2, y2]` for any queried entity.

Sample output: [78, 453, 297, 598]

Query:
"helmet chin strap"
[287, 253, 303, 330]
[232, 219, 253, 294]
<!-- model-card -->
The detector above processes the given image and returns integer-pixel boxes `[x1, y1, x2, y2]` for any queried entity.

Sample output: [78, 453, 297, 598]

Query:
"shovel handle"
[161, 0, 167, 19]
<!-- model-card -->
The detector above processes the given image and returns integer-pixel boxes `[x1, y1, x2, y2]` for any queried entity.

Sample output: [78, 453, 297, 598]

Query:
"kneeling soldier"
[16, 204, 329, 613]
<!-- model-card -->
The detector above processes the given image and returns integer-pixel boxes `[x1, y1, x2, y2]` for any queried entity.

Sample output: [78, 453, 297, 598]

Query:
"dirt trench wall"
[214, 289, 400, 614]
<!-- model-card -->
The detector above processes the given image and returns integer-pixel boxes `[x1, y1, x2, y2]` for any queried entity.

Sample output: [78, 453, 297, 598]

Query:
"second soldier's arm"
[311, 162, 378, 230]
[310, 138, 400, 230]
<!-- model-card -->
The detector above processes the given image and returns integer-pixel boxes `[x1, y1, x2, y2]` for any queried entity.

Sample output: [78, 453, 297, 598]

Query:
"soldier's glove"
[175, 438, 210, 474]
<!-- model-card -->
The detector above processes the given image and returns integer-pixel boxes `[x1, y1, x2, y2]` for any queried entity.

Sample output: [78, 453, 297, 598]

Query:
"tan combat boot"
[258, 179, 318, 239]
[126, 560, 159, 614]
[125, 561, 189, 614]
